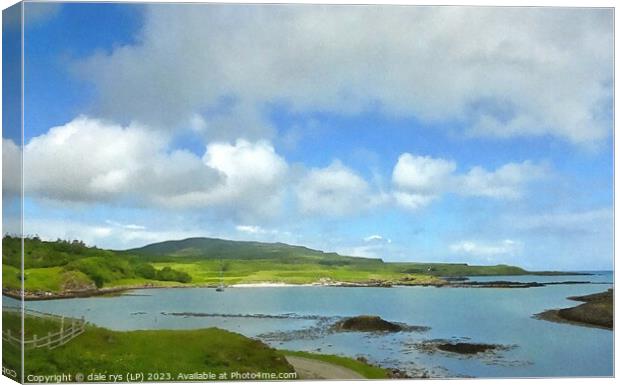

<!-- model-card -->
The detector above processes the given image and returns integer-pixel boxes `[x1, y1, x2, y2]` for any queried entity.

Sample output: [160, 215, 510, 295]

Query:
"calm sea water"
[5, 272, 613, 378]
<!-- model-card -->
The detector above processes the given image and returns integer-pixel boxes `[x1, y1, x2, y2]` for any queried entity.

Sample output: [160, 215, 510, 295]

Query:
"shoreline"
[3, 276, 610, 302]
[2, 281, 403, 301]
[230, 282, 314, 288]
[534, 289, 613, 330]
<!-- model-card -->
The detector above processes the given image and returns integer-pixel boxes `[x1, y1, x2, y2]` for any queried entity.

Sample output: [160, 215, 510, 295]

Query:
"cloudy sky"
[3, 3, 613, 270]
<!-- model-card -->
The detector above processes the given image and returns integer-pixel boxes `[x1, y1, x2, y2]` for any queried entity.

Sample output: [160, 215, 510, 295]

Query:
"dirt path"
[285, 356, 365, 380]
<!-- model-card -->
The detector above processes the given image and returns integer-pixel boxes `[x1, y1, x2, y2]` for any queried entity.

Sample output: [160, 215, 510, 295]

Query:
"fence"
[2, 306, 86, 350]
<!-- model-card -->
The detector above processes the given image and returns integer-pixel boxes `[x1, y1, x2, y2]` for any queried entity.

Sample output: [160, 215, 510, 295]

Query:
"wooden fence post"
[3, 312, 87, 350]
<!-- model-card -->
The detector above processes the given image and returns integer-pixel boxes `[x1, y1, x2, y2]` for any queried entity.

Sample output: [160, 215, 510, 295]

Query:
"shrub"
[135, 263, 157, 279]
[155, 267, 192, 283]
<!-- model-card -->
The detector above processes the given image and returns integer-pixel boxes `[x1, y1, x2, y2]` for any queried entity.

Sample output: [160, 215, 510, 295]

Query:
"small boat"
[215, 260, 225, 292]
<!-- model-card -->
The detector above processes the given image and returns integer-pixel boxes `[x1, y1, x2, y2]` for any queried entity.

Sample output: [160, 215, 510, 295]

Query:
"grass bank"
[2, 311, 391, 381]
[3, 311, 295, 382]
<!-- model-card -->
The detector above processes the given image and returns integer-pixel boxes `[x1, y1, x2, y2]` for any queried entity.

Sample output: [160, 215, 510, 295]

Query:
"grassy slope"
[3, 236, 192, 293]
[3, 312, 385, 380]
[4, 265, 95, 293]
[3, 236, 534, 294]
[129, 237, 528, 277]
[135, 237, 529, 284]
[150, 260, 443, 285]
[3, 311, 295, 380]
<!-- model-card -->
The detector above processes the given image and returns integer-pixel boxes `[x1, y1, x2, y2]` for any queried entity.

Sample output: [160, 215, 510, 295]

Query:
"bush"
[92, 275, 105, 288]
[66, 256, 136, 287]
[135, 263, 157, 279]
[155, 267, 192, 283]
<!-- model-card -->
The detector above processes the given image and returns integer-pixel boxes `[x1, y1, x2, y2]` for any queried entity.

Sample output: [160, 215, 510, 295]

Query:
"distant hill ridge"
[124, 237, 530, 277]
[126, 237, 383, 264]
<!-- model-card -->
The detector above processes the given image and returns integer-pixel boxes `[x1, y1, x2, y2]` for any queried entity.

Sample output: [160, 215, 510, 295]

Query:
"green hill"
[3, 236, 537, 297]
[127, 237, 528, 275]
[126, 237, 382, 266]
[3, 236, 192, 293]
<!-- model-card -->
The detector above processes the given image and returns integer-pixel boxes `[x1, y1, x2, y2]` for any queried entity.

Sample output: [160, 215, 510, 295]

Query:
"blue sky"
[4, 3, 613, 270]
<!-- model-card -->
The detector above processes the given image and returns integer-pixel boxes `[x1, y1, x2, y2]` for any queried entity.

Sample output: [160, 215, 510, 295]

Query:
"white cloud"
[234, 225, 291, 242]
[22, 217, 205, 249]
[502, 208, 613, 270]
[392, 153, 546, 209]
[75, 5, 612, 146]
[236, 225, 269, 235]
[392, 192, 437, 211]
[296, 160, 380, 217]
[91, 226, 113, 238]
[105, 220, 147, 231]
[450, 239, 521, 258]
[19, 117, 288, 220]
[23, 116, 220, 204]
[509, 208, 612, 235]
[392, 154, 456, 193]
[204, 140, 287, 191]
[160, 139, 289, 218]
[198, 100, 275, 142]
[338, 245, 382, 259]
[336, 235, 397, 259]
[392, 154, 455, 209]
[16, 116, 549, 219]
[458, 161, 547, 199]
[363, 234, 391, 243]
[189, 113, 207, 133]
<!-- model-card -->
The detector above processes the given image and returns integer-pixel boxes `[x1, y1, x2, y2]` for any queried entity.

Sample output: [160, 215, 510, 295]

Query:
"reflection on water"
[6, 272, 613, 378]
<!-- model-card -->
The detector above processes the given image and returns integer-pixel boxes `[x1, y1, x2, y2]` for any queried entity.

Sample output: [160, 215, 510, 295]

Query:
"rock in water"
[334, 315, 403, 332]
[436, 342, 496, 354]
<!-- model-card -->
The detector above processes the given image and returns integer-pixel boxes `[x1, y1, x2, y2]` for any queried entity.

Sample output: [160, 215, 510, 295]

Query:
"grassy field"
[3, 236, 192, 294]
[3, 311, 295, 381]
[3, 236, 537, 295]
[2, 309, 65, 338]
[2, 311, 386, 381]
[150, 259, 444, 285]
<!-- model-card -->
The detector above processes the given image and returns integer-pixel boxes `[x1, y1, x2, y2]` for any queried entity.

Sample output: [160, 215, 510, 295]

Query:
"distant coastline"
[3, 235, 605, 302]
[3, 273, 606, 302]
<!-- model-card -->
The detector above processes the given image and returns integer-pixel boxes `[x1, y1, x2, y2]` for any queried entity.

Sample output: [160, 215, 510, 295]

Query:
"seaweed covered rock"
[411, 339, 515, 360]
[558, 289, 613, 329]
[334, 315, 403, 332]
[436, 342, 497, 354]
[535, 289, 613, 330]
